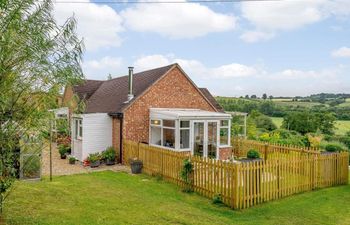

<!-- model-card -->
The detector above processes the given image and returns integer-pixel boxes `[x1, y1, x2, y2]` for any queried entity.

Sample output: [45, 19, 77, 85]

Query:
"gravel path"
[41, 142, 130, 176]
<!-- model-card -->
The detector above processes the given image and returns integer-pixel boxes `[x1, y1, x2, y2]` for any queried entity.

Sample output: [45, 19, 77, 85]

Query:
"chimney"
[127, 66, 134, 101]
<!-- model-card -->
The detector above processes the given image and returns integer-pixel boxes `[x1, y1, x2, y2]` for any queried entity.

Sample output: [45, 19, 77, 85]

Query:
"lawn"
[3, 171, 350, 225]
[270, 117, 350, 135]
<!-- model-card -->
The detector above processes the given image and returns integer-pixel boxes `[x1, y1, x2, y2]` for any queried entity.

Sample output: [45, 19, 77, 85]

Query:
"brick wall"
[123, 66, 217, 143]
[218, 147, 233, 160]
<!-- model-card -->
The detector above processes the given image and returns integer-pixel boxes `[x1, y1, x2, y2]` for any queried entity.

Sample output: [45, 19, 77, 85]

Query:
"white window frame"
[74, 118, 83, 140]
[150, 119, 179, 150]
[219, 119, 231, 147]
[179, 120, 191, 150]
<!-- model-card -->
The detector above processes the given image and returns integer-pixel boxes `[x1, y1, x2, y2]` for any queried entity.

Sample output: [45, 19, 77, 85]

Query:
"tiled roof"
[72, 64, 222, 114]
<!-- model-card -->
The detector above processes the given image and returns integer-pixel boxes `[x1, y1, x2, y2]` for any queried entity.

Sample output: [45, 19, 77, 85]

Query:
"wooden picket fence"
[123, 140, 349, 210]
[232, 137, 322, 160]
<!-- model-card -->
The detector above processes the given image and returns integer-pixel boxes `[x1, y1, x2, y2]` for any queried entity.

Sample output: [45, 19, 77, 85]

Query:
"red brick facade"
[123, 66, 216, 142]
[218, 147, 232, 160]
[121, 66, 232, 158]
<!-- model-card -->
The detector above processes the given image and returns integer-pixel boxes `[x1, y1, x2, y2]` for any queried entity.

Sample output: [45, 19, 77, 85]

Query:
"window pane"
[75, 120, 78, 139]
[151, 120, 161, 126]
[163, 120, 175, 127]
[180, 129, 190, 149]
[163, 128, 175, 148]
[180, 121, 190, 128]
[220, 128, 229, 146]
[79, 121, 83, 137]
[151, 127, 161, 146]
[220, 120, 229, 127]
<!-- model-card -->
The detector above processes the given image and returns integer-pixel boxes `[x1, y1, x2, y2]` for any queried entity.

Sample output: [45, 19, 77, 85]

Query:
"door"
[192, 120, 219, 159]
[193, 121, 205, 157]
[207, 121, 218, 159]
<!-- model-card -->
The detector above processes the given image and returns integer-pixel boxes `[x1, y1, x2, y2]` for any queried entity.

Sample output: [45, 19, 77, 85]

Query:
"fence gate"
[20, 136, 43, 180]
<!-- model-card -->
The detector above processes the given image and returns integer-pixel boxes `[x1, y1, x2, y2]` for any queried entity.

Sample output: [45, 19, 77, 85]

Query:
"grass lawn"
[3, 171, 350, 225]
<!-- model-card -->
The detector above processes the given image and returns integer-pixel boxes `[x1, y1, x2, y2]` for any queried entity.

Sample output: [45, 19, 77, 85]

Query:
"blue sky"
[54, 0, 350, 97]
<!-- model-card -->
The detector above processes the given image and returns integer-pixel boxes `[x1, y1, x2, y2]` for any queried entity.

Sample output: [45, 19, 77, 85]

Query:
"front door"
[192, 120, 219, 159]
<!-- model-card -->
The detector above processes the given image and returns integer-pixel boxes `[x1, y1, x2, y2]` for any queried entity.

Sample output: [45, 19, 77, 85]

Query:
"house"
[62, 63, 232, 162]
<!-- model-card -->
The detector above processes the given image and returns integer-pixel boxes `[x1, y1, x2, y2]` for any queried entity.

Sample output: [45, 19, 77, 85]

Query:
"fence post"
[233, 163, 239, 209]
[264, 143, 268, 161]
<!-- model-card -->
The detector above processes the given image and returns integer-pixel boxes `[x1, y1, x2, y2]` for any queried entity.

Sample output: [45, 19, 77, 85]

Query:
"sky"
[53, 0, 350, 97]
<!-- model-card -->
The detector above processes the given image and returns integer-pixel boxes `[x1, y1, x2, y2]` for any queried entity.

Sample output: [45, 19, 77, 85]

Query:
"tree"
[282, 111, 336, 135]
[0, 0, 83, 213]
[107, 74, 112, 80]
[245, 95, 249, 99]
[269, 95, 273, 100]
[251, 95, 257, 99]
[262, 93, 267, 100]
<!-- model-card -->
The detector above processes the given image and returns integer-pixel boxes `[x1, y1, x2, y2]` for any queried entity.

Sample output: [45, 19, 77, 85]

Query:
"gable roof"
[72, 64, 223, 114]
[198, 88, 224, 113]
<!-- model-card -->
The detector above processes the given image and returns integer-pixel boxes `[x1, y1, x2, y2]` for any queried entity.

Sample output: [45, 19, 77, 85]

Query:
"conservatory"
[149, 108, 232, 159]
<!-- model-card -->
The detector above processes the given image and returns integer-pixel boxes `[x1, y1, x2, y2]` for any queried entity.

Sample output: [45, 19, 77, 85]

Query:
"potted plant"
[102, 146, 116, 166]
[130, 158, 143, 174]
[88, 153, 101, 168]
[238, 149, 263, 163]
[68, 156, 76, 165]
[58, 144, 67, 159]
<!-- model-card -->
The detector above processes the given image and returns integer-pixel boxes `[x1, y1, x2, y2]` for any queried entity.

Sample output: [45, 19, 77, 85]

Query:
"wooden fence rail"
[123, 140, 349, 210]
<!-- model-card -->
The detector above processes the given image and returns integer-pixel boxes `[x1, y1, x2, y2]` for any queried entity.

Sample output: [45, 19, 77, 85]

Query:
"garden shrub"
[180, 158, 193, 192]
[212, 193, 223, 204]
[102, 146, 116, 161]
[88, 153, 101, 163]
[247, 149, 260, 159]
[324, 142, 346, 152]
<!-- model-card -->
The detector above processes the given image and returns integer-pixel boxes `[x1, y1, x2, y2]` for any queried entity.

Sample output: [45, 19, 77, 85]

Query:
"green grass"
[3, 171, 350, 225]
[338, 98, 350, 107]
[270, 117, 350, 135]
[335, 120, 350, 135]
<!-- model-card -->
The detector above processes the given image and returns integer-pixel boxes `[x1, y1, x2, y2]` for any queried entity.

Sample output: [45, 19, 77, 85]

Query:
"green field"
[3, 171, 350, 225]
[338, 98, 350, 107]
[270, 117, 350, 135]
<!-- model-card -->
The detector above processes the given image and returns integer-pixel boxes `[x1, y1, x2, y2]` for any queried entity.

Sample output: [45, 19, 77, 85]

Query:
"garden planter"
[69, 160, 76, 165]
[90, 161, 100, 168]
[130, 160, 143, 174]
[106, 159, 115, 166]
[60, 154, 66, 159]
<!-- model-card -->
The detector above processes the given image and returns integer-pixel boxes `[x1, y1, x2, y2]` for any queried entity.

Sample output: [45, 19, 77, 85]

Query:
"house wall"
[81, 113, 112, 160]
[218, 147, 232, 160]
[123, 66, 217, 143]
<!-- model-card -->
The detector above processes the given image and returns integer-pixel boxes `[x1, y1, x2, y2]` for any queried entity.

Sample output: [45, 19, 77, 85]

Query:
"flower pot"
[69, 160, 76, 165]
[90, 160, 100, 168]
[106, 158, 115, 166]
[130, 160, 143, 174]
[60, 154, 67, 159]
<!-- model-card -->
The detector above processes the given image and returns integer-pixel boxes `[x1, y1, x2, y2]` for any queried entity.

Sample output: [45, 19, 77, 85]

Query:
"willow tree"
[0, 0, 84, 213]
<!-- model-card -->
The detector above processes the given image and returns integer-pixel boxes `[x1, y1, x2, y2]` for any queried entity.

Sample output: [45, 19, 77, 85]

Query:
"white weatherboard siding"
[82, 113, 112, 160]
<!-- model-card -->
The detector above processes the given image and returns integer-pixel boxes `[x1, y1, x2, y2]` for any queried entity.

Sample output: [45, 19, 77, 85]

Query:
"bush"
[102, 146, 116, 161]
[58, 144, 67, 156]
[180, 158, 193, 192]
[247, 149, 260, 159]
[324, 142, 346, 152]
[212, 193, 223, 204]
[87, 153, 101, 163]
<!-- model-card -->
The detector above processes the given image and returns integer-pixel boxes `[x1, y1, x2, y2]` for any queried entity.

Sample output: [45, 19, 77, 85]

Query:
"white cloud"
[54, 0, 123, 51]
[121, 0, 236, 39]
[331, 47, 350, 58]
[83, 56, 123, 79]
[240, 0, 350, 43]
[133, 54, 258, 79]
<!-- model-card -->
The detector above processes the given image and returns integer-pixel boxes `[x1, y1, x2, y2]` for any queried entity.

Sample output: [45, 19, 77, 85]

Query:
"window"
[220, 120, 229, 146]
[74, 119, 82, 139]
[180, 120, 190, 149]
[150, 119, 176, 149]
